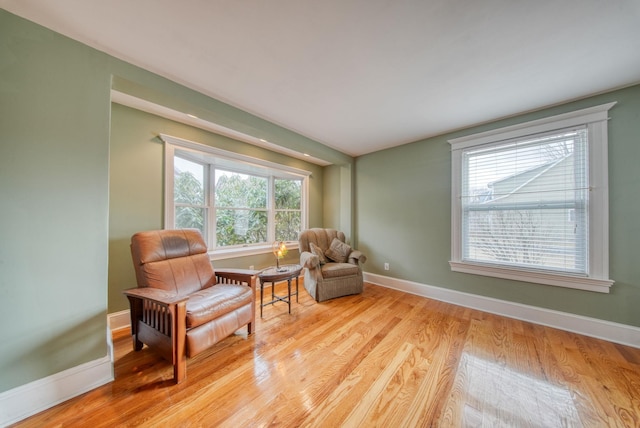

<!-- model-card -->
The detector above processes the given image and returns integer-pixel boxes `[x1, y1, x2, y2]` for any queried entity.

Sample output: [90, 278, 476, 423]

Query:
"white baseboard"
[0, 356, 113, 426]
[364, 272, 640, 349]
[108, 309, 131, 335]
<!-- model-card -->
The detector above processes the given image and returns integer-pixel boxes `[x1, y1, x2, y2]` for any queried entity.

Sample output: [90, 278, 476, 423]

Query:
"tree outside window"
[214, 171, 267, 246]
[275, 178, 302, 242]
[172, 153, 306, 250]
[174, 158, 206, 237]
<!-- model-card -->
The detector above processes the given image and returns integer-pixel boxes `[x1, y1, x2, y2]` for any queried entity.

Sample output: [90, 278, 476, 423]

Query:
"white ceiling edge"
[110, 90, 332, 166]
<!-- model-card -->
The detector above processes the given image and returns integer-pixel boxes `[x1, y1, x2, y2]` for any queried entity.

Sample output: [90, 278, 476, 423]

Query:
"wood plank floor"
[12, 282, 640, 427]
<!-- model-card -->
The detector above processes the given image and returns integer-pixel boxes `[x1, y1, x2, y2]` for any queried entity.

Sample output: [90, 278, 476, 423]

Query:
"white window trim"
[161, 133, 310, 260]
[448, 102, 616, 293]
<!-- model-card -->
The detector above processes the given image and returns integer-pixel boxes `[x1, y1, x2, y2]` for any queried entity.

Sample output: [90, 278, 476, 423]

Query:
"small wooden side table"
[258, 264, 302, 317]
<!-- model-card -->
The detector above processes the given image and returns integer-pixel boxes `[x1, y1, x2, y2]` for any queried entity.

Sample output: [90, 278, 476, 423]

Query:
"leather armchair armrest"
[349, 250, 367, 265]
[123, 287, 189, 373]
[215, 268, 257, 282]
[215, 268, 257, 292]
[123, 287, 189, 306]
[300, 251, 320, 269]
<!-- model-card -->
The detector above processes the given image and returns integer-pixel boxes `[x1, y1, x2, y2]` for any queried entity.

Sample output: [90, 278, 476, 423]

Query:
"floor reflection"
[457, 352, 580, 427]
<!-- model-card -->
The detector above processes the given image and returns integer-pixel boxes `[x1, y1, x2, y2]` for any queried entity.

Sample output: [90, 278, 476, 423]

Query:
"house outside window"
[448, 103, 616, 293]
[163, 134, 309, 259]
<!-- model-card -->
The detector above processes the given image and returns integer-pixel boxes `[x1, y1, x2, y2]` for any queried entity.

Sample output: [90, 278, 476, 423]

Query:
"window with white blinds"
[449, 103, 616, 293]
[462, 127, 588, 274]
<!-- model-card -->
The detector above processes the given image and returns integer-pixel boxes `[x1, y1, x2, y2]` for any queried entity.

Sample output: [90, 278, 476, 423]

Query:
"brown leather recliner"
[123, 229, 256, 383]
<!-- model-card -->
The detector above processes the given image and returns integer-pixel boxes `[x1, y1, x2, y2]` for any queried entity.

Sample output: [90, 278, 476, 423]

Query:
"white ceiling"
[2, 0, 640, 157]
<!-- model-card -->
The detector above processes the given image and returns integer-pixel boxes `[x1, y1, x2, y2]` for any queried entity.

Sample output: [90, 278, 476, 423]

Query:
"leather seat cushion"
[321, 262, 359, 279]
[186, 283, 253, 329]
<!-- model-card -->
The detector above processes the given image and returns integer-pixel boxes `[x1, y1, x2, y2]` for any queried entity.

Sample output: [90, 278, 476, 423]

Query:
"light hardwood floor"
[12, 282, 640, 427]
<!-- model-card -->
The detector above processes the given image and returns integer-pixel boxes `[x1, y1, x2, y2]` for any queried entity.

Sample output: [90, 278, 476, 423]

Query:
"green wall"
[108, 104, 324, 313]
[356, 84, 640, 327]
[0, 11, 111, 391]
[0, 10, 347, 394]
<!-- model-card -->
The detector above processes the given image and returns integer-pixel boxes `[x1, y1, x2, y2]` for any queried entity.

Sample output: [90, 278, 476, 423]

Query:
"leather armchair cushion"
[321, 263, 359, 279]
[132, 229, 208, 263]
[139, 253, 216, 296]
[186, 284, 253, 329]
[131, 229, 216, 296]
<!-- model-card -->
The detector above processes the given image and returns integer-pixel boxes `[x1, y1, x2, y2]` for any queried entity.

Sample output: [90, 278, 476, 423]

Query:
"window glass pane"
[463, 130, 586, 198]
[174, 156, 206, 236]
[175, 206, 206, 236]
[275, 179, 301, 209]
[216, 209, 267, 246]
[215, 170, 267, 209]
[276, 211, 301, 241]
[174, 157, 204, 205]
[461, 128, 588, 274]
[464, 207, 586, 273]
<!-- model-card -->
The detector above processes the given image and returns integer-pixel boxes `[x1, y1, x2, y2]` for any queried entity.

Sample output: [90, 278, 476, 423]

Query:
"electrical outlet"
[249, 265, 254, 270]
[384, 262, 390, 271]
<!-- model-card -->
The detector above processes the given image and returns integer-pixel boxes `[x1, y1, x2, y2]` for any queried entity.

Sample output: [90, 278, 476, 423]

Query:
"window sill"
[449, 261, 613, 293]
[210, 242, 299, 261]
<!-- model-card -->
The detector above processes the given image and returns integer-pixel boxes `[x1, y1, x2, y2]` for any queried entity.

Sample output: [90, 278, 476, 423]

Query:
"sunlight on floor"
[458, 352, 580, 426]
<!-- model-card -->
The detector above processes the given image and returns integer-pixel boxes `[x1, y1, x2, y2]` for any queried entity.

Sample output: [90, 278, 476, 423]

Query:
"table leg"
[260, 280, 264, 318]
[295, 276, 299, 302]
[287, 278, 291, 314]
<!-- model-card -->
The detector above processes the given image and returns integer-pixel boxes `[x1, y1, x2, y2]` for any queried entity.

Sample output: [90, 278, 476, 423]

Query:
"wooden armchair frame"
[124, 269, 256, 383]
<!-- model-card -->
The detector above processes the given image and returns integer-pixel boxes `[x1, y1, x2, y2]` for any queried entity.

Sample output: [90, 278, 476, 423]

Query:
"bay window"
[162, 134, 309, 259]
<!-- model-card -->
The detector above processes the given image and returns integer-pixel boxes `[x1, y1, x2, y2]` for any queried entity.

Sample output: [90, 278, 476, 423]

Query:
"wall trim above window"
[448, 102, 616, 293]
[448, 102, 617, 150]
[160, 133, 312, 178]
[111, 89, 333, 166]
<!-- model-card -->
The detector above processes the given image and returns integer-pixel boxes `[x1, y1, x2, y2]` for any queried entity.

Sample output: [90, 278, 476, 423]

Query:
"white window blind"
[461, 127, 589, 274]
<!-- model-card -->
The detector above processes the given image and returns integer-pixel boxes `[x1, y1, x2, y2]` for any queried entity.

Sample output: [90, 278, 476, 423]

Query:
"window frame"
[448, 103, 616, 293]
[162, 133, 310, 261]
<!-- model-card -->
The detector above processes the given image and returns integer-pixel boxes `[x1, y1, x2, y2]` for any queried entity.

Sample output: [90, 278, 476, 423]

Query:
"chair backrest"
[130, 229, 216, 296]
[298, 228, 346, 253]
